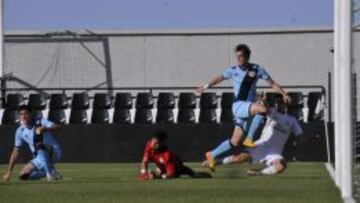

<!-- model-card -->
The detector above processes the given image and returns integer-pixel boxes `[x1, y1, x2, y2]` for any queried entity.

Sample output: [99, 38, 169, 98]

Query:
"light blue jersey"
[15, 118, 61, 160]
[223, 63, 271, 102]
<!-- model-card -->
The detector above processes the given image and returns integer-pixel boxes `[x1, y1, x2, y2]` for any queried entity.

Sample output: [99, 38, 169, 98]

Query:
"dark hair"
[235, 44, 251, 59]
[152, 131, 168, 143]
[18, 105, 31, 112]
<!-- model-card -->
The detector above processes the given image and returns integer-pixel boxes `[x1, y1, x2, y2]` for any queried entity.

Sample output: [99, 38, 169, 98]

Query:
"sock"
[260, 165, 278, 175]
[222, 156, 233, 165]
[211, 139, 233, 158]
[246, 114, 265, 141]
[28, 170, 46, 180]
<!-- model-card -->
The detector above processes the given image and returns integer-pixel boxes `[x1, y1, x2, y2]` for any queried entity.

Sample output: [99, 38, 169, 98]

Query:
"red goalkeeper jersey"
[142, 141, 183, 177]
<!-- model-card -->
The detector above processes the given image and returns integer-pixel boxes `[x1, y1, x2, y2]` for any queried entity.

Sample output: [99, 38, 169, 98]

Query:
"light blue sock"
[211, 139, 233, 158]
[28, 170, 46, 180]
[247, 114, 265, 141]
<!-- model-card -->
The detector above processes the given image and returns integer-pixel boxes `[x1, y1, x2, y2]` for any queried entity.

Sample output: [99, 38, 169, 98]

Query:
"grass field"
[0, 162, 342, 203]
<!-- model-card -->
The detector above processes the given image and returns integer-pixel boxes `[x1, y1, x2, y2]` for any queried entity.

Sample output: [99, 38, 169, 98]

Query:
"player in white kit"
[203, 97, 303, 176]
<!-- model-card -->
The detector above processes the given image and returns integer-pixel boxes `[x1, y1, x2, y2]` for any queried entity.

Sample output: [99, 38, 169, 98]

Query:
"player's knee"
[18, 173, 30, 181]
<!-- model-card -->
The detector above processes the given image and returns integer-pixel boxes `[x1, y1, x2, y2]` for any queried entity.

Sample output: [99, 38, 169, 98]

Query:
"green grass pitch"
[0, 162, 342, 203]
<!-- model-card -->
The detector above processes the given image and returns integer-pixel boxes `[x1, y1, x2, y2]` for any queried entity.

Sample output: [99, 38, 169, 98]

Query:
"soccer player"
[2, 105, 62, 181]
[138, 131, 212, 180]
[206, 98, 303, 176]
[197, 44, 291, 171]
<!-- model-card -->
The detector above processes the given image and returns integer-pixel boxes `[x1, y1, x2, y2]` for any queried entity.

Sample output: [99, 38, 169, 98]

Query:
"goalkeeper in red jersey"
[138, 131, 212, 180]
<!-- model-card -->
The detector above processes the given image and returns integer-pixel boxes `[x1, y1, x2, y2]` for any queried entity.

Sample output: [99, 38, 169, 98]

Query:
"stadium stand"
[135, 93, 154, 124]
[113, 93, 132, 124]
[48, 93, 68, 124]
[220, 92, 234, 123]
[177, 93, 196, 123]
[70, 93, 90, 124]
[199, 92, 218, 123]
[156, 92, 175, 123]
[91, 93, 112, 124]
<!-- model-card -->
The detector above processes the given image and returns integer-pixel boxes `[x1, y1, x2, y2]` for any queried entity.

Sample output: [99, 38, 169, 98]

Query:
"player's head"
[274, 97, 288, 114]
[19, 105, 32, 125]
[150, 131, 168, 151]
[235, 44, 251, 65]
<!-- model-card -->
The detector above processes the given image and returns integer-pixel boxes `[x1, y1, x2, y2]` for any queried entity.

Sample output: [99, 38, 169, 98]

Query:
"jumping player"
[138, 131, 212, 180]
[204, 98, 303, 176]
[3, 105, 62, 181]
[197, 44, 291, 171]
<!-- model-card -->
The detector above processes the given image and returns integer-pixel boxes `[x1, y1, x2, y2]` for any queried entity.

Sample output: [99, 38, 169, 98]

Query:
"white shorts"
[248, 146, 283, 166]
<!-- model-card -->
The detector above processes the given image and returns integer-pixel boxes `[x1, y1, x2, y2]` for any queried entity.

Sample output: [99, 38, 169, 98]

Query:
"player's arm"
[196, 74, 225, 93]
[36, 119, 61, 135]
[266, 79, 291, 104]
[3, 148, 20, 181]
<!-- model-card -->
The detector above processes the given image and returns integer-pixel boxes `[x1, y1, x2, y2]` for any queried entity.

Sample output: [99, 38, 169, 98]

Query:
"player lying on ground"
[138, 131, 212, 180]
[3, 105, 62, 181]
[203, 98, 303, 176]
[196, 44, 291, 172]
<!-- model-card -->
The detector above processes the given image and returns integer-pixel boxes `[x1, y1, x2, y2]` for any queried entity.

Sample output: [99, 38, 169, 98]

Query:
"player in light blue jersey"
[3, 105, 62, 181]
[197, 44, 291, 171]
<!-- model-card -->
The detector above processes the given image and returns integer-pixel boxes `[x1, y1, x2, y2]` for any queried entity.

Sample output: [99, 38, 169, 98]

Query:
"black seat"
[177, 109, 196, 124]
[265, 92, 281, 107]
[48, 109, 66, 124]
[199, 109, 217, 123]
[69, 109, 88, 124]
[220, 109, 233, 123]
[115, 93, 132, 109]
[288, 92, 304, 108]
[93, 93, 112, 109]
[28, 94, 47, 110]
[50, 94, 68, 109]
[288, 108, 304, 121]
[71, 93, 90, 109]
[178, 93, 196, 109]
[200, 93, 218, 109]
[136, 93, 154, 109]
[221, 92, 234, 109]
[135, 109, 153, 124]
[2, 109, 19, 125]
[6, 94, 25, 110]
[156, 109, 174, 123]
[157, 93, 175, 109]
[91, 109, 109, 124]
[113, 109, 131, 124]
[308, 92, 324, 121]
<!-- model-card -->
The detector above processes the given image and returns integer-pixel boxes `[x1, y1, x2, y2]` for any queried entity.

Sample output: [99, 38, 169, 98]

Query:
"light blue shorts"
[232, 100, 253, 130]
[31, 150, 50, 171]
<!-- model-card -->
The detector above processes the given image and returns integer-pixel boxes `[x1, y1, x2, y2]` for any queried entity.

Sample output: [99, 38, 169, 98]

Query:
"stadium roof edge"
[4, 26, 360, 37]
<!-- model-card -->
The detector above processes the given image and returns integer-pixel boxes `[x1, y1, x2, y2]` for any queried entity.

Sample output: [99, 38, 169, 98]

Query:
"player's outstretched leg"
[243, 103, 267, 147]
[180, 165, 212, 179]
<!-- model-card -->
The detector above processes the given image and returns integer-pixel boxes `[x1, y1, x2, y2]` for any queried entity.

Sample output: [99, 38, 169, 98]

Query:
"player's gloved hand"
[3, 171, 11, 181]
[137, 169, 155, 181]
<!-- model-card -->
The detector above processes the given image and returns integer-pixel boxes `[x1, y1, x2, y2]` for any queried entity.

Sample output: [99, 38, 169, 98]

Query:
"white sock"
[222, 156, 233, 165]
[260, 165, 278, 175]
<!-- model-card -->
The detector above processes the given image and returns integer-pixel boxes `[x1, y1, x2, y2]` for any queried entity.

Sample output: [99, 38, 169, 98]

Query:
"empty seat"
[115, 93, 132, 109]
[48, 109, 66, 124]
[288, 108, 304, 121]
[136, 93, 154, 109]
[28, 94, 47, 110]
[69, 109, 88, 124]
[93, 93, 112, 109]
[71, 93, 90, 109]
[50, 94, 68, 109]
[220, 109, 234, 123]
[31, 111, 43, 120]
[200, 93, 218, 109]
[91, 109, 109, 124]
[2, 109, 19, 125]
[199, 109, 217, 123]
[177, 109, 196, 124]
[221, 92, 234, 109]
[135, 109, 153, 124]
[156, 109, 174, 123]
[265, 92, 281, 107]
[157, 93, 175, 109]
[308, 92, 324, 121]
[288, 92, 304, 108]
[113, 109, 131, 124]
[178, 93, 196, 109]
[6, 94, 25, 110]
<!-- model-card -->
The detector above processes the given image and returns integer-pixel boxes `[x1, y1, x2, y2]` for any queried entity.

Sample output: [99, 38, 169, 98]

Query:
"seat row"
[0, 91, 324, 125]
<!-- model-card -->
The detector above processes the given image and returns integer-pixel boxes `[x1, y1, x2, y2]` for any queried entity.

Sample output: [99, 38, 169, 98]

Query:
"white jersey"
[249, 108, 303, 165]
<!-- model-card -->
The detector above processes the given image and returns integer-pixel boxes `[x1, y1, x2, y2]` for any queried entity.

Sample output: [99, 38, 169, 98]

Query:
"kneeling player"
[204, 98, 303, 176]
[138, 131, 212, 180]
